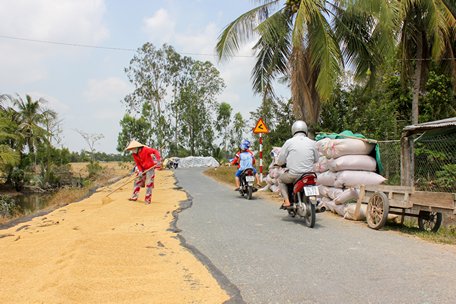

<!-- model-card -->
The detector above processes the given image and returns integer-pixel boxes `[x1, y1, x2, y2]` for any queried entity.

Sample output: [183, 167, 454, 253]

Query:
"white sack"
[344, 204, 367, 221]
[334, 171, 386, 188]
[269, 167, 285, 179]
[326, 187, 344, 200]
[344, 204, 399, 221]
[313, 156, 329, 173]
[316, 138, 331, 155]
[318, 185, 329, 197]
[325, 200, 346, 216]
[177, 156, 220, 168]
[270, 184, 281, 192]
[320, 197, 332, 211]
[316, 171, 337, 187]
[327, 155, 377, 172]
[334, 188, 359, 205]
[323, 138, 375, 159]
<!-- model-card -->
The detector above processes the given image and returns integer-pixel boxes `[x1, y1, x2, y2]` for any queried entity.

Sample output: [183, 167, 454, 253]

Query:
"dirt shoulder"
[0, 170, 229, 304]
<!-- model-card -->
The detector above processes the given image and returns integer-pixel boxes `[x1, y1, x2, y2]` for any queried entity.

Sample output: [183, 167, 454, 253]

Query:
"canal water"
[1, 193, 54, 221]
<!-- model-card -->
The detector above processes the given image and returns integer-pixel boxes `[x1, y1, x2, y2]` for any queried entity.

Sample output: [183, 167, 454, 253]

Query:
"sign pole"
[252, 117, 269, 184]
[259, 133, 263, 182]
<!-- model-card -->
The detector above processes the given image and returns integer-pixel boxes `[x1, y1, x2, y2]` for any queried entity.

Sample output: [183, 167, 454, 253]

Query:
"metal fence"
[378, 140, 401, 186]
[414, 132, 456, 192]
[378, 131, 456, 193]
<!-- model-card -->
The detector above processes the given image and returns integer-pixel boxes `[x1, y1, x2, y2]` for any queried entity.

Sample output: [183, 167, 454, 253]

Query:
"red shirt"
[132, 146, 161, 172]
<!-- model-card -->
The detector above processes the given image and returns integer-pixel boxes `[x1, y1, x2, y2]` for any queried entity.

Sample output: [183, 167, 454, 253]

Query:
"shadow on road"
[280, 215, 325, 229]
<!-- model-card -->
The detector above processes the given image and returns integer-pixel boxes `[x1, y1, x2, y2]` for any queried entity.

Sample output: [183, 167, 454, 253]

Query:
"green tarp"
[315, 130, 384, 174]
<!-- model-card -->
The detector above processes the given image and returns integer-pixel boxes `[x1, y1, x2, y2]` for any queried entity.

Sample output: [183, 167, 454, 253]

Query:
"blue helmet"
[240, 139, 250, 150]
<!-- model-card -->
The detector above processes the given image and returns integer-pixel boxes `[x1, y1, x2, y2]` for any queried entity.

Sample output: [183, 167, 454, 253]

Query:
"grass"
[204, 166, 238, 186]
[383, 218, 456, 245]
[205, 166, 456, 245]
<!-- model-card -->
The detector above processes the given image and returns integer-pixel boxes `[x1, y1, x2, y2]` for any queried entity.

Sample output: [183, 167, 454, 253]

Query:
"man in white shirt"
[277, 120, 319, 209]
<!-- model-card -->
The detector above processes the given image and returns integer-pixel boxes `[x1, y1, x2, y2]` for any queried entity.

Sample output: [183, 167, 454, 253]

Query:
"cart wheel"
[418, 211, 442, 232]
[367, 192, 389, 230]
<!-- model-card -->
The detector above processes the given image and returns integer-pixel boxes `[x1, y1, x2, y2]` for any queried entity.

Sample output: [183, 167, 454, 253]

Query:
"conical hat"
[125, 140, 145, 151]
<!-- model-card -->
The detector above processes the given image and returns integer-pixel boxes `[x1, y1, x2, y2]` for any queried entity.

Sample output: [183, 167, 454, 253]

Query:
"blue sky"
[0, 0, 290, 153]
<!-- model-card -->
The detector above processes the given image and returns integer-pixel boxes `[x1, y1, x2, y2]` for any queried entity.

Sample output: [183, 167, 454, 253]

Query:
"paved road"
[175, 168, 456, 304]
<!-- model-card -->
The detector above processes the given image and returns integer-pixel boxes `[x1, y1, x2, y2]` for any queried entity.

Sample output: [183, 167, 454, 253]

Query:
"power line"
[0, 34, 455, 61]
[0, 34, 135, 52]
[0, 34, 254, 58]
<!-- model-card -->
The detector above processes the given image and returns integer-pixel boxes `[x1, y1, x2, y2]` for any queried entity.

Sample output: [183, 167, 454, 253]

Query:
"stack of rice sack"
[315, 137, 386, 219]
[262, 147, 285, 192]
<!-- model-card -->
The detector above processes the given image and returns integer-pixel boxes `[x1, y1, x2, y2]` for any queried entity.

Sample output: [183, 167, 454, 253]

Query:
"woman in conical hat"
[125, 140, 161, 204]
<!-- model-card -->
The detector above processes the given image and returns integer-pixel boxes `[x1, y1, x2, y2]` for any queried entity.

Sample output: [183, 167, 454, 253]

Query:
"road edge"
[169, 174, 246, 304]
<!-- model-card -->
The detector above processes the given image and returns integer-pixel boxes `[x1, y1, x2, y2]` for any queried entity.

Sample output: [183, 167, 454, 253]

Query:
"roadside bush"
[0, 195, 19, 217]
[11, 168, 25, 191]
[435, 164, 456, 191]
[87, 161, 103, 179]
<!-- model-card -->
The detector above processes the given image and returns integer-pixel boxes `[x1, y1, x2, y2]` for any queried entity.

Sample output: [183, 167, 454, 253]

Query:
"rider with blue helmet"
[230, 139, 260, 191]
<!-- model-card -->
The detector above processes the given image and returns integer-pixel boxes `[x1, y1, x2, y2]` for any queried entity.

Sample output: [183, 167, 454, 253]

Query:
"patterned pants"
[131, 169, 155, 203]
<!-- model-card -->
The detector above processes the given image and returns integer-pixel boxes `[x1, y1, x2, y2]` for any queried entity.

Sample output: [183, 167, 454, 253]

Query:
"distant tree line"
[0, 94, 127, 191]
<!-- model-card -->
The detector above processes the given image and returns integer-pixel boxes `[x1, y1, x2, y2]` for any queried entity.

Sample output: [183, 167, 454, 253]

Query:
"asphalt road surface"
[175, 168, 456, 304]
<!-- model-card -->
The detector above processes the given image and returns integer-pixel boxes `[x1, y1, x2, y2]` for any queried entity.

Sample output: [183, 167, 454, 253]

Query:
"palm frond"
[252, 9, 291, 96]
[216, 0, 280, 61]
[308, 11, 343, 100]
[0, 145, 20, 167]
[441, 0, 456, 19]
[427, 0, 455, 59]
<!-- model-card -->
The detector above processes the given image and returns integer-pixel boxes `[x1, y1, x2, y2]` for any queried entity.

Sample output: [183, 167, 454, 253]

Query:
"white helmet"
[291, 120, 308, 136]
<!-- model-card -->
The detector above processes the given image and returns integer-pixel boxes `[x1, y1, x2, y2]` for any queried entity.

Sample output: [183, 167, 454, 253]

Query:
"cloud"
[0, 0, 109, 85]
[143, 8, 176, 45]
[0, 0, 108, 42]
[84, 77, 132, 106]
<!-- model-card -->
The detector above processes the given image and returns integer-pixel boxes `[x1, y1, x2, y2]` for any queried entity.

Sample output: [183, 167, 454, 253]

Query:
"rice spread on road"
[0, 170, 228, 303]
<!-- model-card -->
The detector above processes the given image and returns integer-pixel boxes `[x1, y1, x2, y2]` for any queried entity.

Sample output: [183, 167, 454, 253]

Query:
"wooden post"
[401, 132, 414, 187]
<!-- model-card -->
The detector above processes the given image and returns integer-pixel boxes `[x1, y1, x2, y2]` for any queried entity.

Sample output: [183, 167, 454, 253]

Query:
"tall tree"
[396, 0, 456, 123]
[229, 112, 246, 154]
[122, 43, 225, 157]
[124, 43, 175, 151]
[215, 102, 233, 155]
[177, 61, 225, 155]
[216, 0, 391, 135]
[117, 114, 151, 153]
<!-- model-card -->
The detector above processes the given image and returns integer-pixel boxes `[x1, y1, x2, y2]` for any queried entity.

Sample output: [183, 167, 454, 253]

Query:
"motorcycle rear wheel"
[303, 198, 316, 228]
[247, 186, 253, 200]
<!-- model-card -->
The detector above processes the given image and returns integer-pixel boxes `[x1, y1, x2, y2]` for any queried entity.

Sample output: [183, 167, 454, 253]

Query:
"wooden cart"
[353, 184, 456, 232]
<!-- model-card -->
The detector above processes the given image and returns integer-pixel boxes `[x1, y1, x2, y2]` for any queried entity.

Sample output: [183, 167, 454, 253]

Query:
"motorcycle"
[239, 168, 257, 200]
[284, 172, 321, 228]
[166, 158, 179, 170]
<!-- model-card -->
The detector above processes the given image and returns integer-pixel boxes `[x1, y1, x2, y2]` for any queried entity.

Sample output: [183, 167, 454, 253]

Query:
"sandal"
[279, 204, 291, 210]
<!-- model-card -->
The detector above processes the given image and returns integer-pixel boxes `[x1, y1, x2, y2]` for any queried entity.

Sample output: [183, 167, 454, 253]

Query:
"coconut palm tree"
[0, 111, 20, 172]
[396, 0, 456, 124]
[1, 94, 56, 154]
[216, 0, 393, 135]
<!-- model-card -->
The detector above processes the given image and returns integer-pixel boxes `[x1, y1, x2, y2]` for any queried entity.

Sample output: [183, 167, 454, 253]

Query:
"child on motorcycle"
[231, 139, 261, 191]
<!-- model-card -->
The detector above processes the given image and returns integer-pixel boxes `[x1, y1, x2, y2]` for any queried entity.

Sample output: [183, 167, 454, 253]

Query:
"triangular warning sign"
[253, 118, 269, 134]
